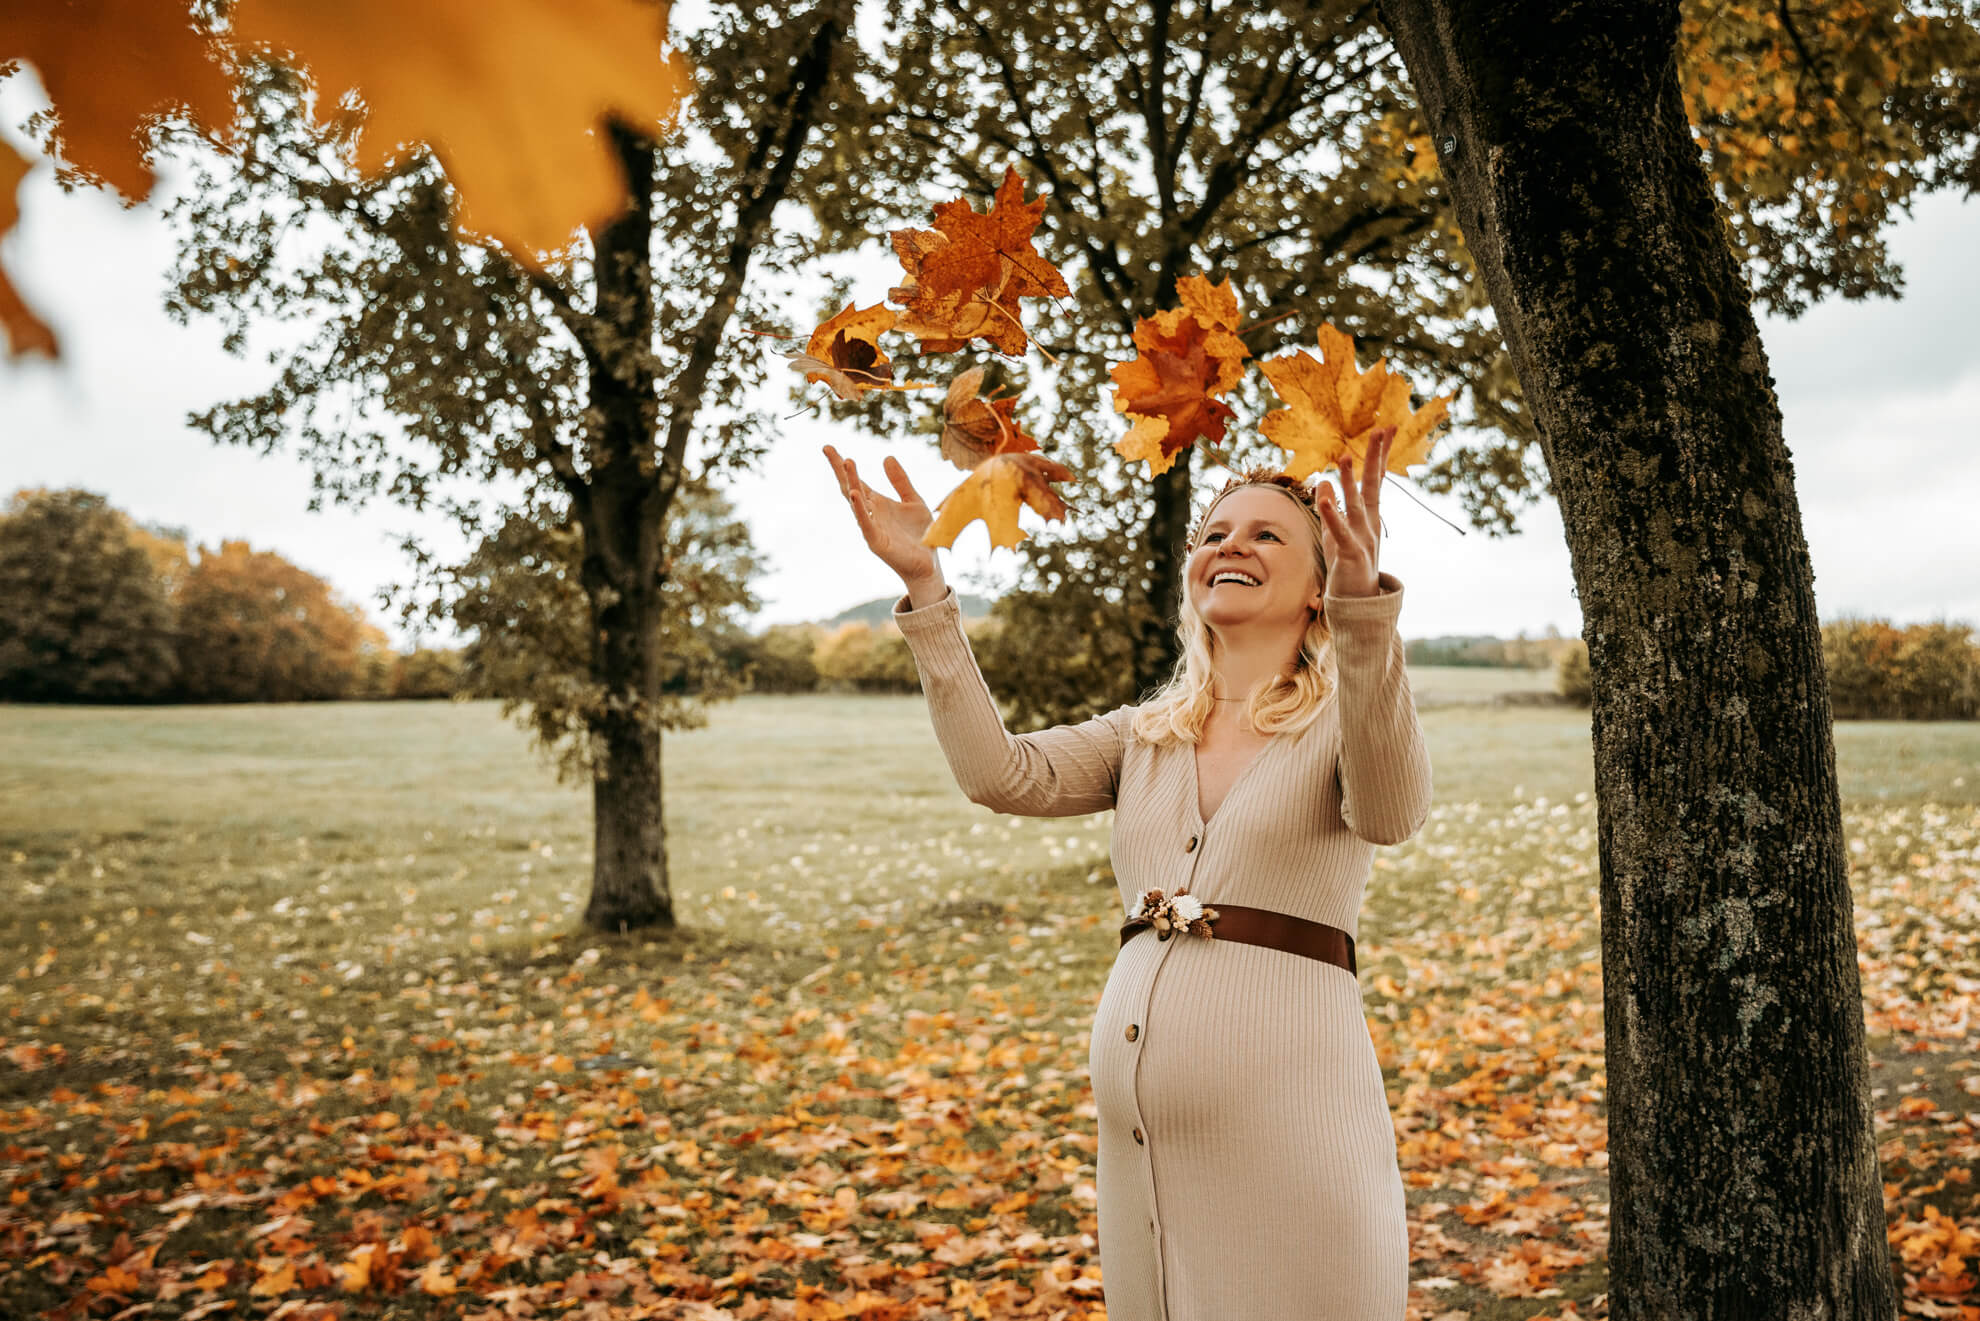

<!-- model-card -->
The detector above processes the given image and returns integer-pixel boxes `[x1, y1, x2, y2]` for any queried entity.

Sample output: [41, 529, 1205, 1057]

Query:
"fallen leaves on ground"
[3, 798, 1974, 1319]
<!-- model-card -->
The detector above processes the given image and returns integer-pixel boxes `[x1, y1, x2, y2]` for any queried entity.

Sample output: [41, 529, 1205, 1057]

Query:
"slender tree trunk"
[1134, 449, 1195, 695]
[585, 573, 672, 931]
[580, 124, 672, 932]
[1374, 1, 1896, 1314]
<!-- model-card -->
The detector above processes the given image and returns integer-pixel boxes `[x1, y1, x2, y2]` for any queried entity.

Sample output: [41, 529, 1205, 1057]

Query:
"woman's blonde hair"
[1129, 467, 1338, 747]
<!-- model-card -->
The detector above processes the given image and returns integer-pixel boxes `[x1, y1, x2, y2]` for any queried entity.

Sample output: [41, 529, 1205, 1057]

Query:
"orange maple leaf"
[1108, 275, 1250, 477]
[1, 0, 235, 203]
[786, 303, 932, 401]
[230, 0, 691, 262]
[2, 0, 696, 358]
[921, 165, 1070, 302]
[922, 452, 1076, 551]
[0, 141, 56, 357]
[889, 229, 1028, 356]
[887, 167, 1067, 357]
[1259, 324, 1451, 480]
[1109, 335, 1239, 478]
[939, 366, 1039, 471]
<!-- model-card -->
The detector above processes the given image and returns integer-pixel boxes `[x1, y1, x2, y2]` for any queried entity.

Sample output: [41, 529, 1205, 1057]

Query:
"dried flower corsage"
[1127, 884, 1221, 940]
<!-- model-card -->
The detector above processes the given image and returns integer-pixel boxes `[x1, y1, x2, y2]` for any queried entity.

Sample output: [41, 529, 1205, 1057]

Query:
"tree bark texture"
[581, 124, 673, 932]
[1374, 1, 1896, 1315]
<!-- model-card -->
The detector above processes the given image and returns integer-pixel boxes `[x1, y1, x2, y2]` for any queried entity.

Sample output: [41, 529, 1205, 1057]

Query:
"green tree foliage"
[436, 482, 762, 781]
[817, 0, 1979, 723]
[166, 2, 860, 928]
[1555, 638, 1592, 706]
[174, 539, 369, 702]
[742, 623, 825, 693]
[392, 647, 466, 700]
[0, 488, 179, 703]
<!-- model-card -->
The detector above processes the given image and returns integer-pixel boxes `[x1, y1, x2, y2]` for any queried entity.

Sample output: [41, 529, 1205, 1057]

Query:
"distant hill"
[824, 592, 995, 629]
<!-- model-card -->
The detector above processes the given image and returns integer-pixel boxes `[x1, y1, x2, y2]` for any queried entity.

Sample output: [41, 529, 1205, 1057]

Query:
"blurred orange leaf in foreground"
[0, 0, 692, 359]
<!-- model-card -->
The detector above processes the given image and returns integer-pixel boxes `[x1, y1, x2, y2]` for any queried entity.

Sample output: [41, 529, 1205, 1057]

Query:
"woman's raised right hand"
[822, 444, 940, 587]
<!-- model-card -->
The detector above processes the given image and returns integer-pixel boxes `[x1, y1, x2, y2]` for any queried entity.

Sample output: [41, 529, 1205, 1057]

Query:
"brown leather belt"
[1119, 902, 1357, 976]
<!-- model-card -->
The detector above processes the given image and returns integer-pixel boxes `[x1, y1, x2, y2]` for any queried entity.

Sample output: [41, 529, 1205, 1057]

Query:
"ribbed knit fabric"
[892, 570, 1433, 1321]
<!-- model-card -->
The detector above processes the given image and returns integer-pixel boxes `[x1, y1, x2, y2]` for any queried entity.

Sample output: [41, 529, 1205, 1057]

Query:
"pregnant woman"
[822, 428, 1432, 1319]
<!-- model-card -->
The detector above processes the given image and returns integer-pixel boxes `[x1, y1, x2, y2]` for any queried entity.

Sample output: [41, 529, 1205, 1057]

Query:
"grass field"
[2, 690, 1976, 1319]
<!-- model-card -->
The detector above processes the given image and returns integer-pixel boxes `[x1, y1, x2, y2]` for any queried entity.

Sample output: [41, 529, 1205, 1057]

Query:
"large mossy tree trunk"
[1375, 0, 1896, 1314]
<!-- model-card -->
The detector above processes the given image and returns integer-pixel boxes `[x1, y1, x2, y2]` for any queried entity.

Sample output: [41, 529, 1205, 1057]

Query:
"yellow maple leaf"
[229, 0, 692, 262]
[1139, 274, 1249, 394]
[923, 452, 1076, 550]
[1259, 323, 1451, 480]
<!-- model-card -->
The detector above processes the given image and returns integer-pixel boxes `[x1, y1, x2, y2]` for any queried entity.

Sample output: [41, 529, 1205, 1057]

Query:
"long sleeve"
[1324, 569, 1433, 845]
[891, 585, 1133, 817]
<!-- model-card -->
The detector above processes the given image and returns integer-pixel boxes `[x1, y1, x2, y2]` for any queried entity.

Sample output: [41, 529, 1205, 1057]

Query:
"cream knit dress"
[891, 570, 1433, 1321]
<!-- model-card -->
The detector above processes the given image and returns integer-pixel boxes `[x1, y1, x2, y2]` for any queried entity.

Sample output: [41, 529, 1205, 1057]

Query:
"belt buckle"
[1128, 885, 1221, 940]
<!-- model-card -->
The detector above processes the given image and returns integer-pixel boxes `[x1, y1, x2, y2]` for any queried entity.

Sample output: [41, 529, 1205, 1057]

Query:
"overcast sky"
[3, 82, 1976, 647]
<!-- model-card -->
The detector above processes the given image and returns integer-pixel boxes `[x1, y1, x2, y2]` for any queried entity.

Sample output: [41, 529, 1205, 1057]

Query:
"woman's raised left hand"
[1313, 425, 1393, 598]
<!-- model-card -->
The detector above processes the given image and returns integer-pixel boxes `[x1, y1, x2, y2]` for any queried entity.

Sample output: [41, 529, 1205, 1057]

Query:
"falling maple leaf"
[786, 303, 932, 401]
[0, 0, 694, 359]
[922, 452, 1075, 550]
[228, 0, 692, 262]
[0, 140, 57, 357]
[938, 366, 1039, 471]
[887, 167, 1067, 357]
[0, 0, 236, 202]
[1259, 323, 1452, 481]
[921, 166, 1070, 301]
[890, 230, 1027, 356]
[1107, 275, 1251, 477]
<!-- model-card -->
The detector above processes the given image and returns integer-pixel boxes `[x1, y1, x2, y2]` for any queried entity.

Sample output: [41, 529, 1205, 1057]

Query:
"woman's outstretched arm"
[892, 582, 1131, 817]
[1326, 571, 1433, 845]
[823, 444, 1130, 818]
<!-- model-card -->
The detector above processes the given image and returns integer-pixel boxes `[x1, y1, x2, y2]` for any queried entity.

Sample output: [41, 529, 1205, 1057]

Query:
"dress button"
[1132, 1126, 1145, 1145]
[1125, 1023, 1139, 1042]
[1185, 834, 1198, 852]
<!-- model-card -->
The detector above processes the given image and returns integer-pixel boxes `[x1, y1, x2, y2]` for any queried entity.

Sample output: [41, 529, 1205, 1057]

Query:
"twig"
[981, 297, 1060, 367]
[1236, 310, 1299, 336]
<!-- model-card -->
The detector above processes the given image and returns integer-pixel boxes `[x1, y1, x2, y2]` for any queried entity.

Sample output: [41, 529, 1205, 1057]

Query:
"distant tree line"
[0, 488, 462, 704]
[1406, 631, 1578, 669]
[1553, 618, 1979, 719]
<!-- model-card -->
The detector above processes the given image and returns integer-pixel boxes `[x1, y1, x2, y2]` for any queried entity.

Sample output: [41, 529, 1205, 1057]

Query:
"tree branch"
[648, 6, 847, 520]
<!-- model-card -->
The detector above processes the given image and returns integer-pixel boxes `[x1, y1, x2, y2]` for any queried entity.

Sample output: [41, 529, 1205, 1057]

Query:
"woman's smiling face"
[1186, 485, 1326, 635]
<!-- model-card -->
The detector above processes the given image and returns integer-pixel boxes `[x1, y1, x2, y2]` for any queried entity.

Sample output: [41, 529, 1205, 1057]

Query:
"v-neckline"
[1190, 729, 1276, 828]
